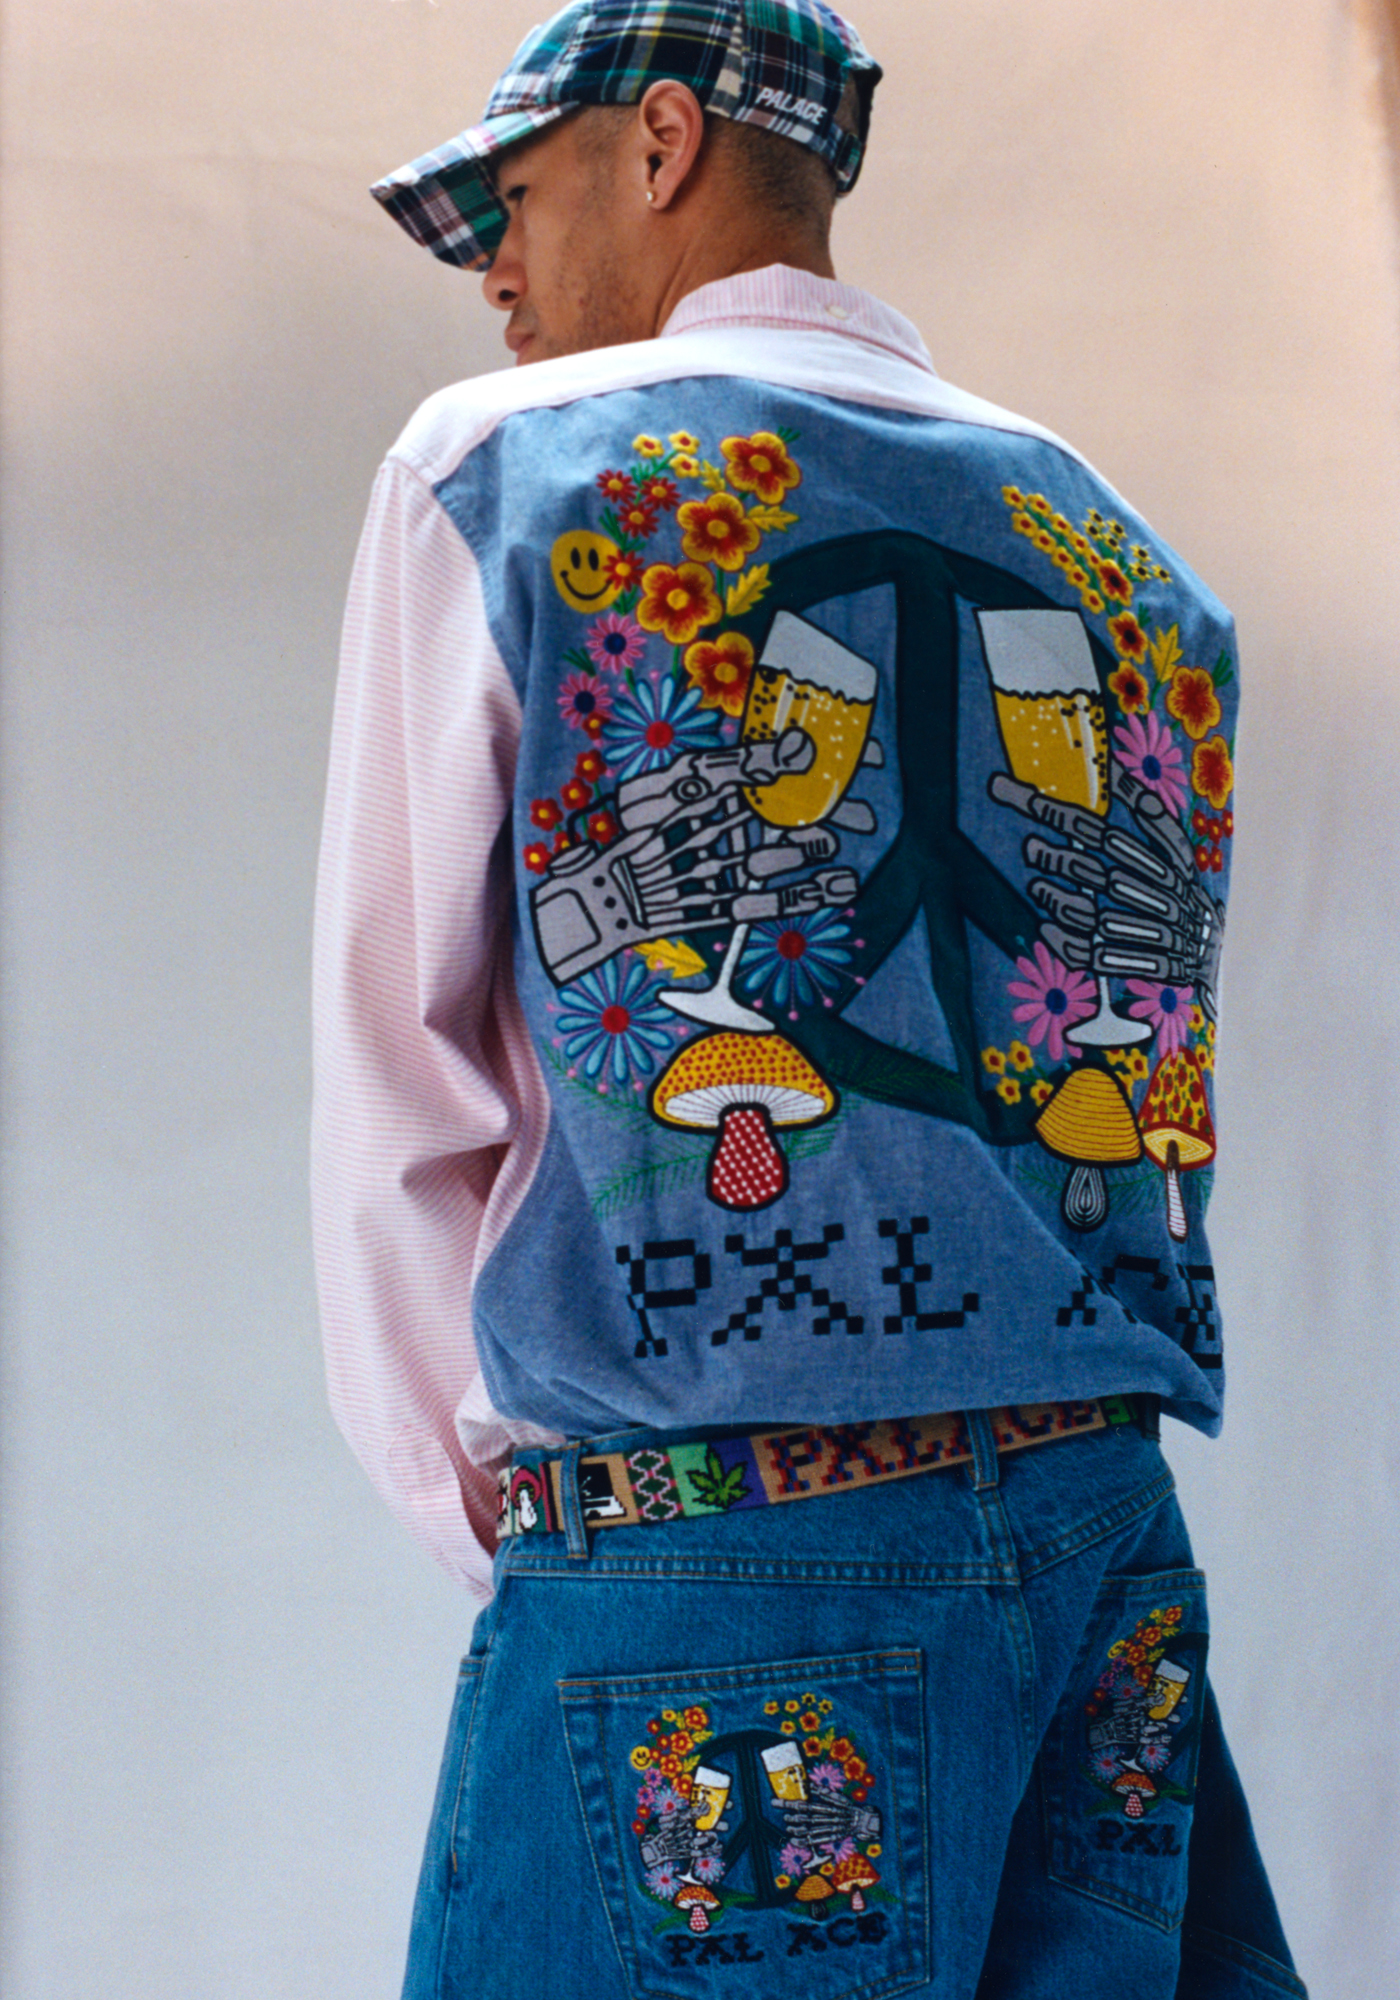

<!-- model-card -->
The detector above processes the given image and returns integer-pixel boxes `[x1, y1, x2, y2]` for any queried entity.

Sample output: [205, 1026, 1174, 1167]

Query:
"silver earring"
[646, 189, 656, 204]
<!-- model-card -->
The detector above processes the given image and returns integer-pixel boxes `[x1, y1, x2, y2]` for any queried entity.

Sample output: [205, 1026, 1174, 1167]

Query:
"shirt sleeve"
[311, 453, 535, 1598]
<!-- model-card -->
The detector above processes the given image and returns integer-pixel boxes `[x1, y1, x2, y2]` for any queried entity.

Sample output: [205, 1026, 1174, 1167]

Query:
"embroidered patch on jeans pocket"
[558, 1649, 929, 2000]
[1042, 1569, 1208, 1930]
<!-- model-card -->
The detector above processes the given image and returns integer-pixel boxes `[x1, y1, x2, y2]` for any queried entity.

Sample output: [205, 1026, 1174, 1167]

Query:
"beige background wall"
[3, 1, 1397, 1991]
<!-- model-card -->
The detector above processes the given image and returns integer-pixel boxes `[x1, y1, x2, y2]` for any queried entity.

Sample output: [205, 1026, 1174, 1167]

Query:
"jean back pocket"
[1041, 1569, 1209, 1931]
[558, 1648, 929, 2000]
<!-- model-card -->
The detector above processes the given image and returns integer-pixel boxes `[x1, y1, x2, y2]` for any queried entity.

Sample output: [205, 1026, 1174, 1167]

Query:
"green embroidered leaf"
[775, 426, 801, 445]
[1213, 650, 1235, 688]
[562, 646, 593, 673]
[687, 1448, 750, 1512]
[745, 505, 798, 532]
[599, 506, 622, 542]
[725, 564, 771, 617]
[699, 460, 728, 493]
[588, 1149, 712, 1219]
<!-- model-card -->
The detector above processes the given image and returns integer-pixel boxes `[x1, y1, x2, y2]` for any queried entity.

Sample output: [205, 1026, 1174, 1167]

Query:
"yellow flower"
[764, 1700, 779, 1714]
[868, 1843, 882, 1858]
[1084, 590, 1105, 615]
[1123, 1050, 1150, 1083]
[1002, 484, 1025, 506]
[981, 1046, 1007, 1075]
[668, 430, 700, 452]
[1033, 529, 1056, 553]
[1191, 733, 1234, 809]
[1070, 532, 1092, 556]
[1189, 1005, 1206, 1033]
[1008, 1041, 1034, 1072]
[1012, 511, 1034, 536]
[819, 1699, 833, 1713]
[1027, 493, 1050, 513]
[996, 1078, 1022, 1105]
[1031, 1079, 1054, 1107]
[1052, 513, 1073, 535]
[633, 434, 664, 458]
[775, 1874, 791, 1889]
[671, 452, 700, 478]
[784, 1699, 800, 1712]
[781, 1719, 797, 1734]
[662, 1709, 678, 1721]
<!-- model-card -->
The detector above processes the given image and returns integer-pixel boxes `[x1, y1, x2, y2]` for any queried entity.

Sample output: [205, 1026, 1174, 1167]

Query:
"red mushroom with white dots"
[650, 1031, 837, 1210]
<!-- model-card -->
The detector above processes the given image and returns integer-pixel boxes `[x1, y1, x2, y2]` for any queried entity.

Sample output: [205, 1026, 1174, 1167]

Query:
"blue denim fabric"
[402, 1420, 1302, 1999]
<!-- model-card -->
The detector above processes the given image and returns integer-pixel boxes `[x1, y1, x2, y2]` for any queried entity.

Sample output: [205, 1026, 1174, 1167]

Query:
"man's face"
[483, 112, 649, 365]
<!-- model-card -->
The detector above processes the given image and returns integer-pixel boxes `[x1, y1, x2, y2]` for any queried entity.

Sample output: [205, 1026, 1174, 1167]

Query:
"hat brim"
[370, 105, 573, 271]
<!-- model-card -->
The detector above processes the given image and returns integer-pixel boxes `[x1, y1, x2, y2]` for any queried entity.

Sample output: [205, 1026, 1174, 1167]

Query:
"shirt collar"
[660, 265, 938, 375]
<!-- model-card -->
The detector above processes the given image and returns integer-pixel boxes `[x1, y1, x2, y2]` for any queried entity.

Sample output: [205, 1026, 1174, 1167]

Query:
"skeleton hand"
[989, 772, 1225, 1019]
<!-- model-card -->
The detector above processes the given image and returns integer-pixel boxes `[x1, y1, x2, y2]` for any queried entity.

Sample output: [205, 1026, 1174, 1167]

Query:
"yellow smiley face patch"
[552, 530, 623, 612]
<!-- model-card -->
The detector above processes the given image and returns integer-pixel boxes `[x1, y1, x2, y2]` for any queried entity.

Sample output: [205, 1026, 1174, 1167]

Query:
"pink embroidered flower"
[557, 672, 614, 731]
[585, 611, 646, 675]
[1125, 980, 1194, 1053]
[1007, 943, 1096, 1063]
[1113, 710, 1188, 816]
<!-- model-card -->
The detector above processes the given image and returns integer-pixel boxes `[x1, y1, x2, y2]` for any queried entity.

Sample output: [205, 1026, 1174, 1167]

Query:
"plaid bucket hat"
[370, 0, 882, 271]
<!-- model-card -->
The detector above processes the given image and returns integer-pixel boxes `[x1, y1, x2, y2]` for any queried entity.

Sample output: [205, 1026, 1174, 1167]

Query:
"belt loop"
[966, 1408, 1002, 1491]
[1136, 1394, 1162, 1443]
[559, 1444, 591, 1561]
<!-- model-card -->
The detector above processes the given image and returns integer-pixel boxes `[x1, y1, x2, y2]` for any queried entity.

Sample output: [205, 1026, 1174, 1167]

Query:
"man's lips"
[505, 321, 537, 360]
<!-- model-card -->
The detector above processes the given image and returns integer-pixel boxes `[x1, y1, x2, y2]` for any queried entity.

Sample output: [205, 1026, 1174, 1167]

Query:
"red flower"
[1096, 559, 1133, 604]
[582, 712, 606, 741]
[596, 469, 635, 503]
[552, 829, 573, 854]
[588, 810, 619, 844]
[1108, 612, 1149, 664]
[1195, 844, 1213, 873]
[641, 475, 680, 513]
[1221, 810, 1235, 838]
[606, 549, 646, 591]
[617, 501, 659, 539]
[560, 777, 594, 811]
[684, 631, 756, 715]
[676, 491, 763, 573]
[636, 561, 722, 645]
[530, 797, 563, 830]
[1191, 809, 1209, 837]
[575, 748, 607, 783]
[1108, 661, 1150, 715]
[720, 430, 801, 504]
[1166, 667, 1223, 742]
[1191, 732, 1234, 810]
[1209, 846, 1224, 873]
[523, 842, 551, 874]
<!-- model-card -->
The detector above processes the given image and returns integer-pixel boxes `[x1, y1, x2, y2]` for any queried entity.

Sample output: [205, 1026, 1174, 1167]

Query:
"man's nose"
[483, 228, 524, 312]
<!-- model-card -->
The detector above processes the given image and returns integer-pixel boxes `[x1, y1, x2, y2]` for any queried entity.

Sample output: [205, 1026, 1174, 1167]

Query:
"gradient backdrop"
[3, 1, 1398, 1992]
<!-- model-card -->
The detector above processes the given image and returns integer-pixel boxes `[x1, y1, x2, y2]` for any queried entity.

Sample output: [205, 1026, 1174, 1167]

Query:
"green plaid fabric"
[371, 0, 881, 272]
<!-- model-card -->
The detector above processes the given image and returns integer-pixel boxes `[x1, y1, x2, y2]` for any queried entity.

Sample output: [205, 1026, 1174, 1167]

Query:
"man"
[313, 4, 1304, 1994]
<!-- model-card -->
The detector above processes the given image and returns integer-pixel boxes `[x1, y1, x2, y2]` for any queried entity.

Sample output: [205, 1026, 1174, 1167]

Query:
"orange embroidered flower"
[1108, 612, 1149, 664]
[1095, 559, 1133, 604]
[683, 631, 755, 715]
[606, 548, 646, 591]
[721, 430, 802, 504]
[637, 561, 722, 645]
[1166, 666, 1223, 741]
[1108, 662, 1150, 715]
[1191, 734, 1234, 810]
[677, 490, 763, 572]
[683, 1706, 707, 1728]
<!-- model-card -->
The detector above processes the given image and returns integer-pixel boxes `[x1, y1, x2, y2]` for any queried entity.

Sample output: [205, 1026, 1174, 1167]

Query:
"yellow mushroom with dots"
[650, 1031, 836, 1212]
[1138, 1049, 1217, 1241]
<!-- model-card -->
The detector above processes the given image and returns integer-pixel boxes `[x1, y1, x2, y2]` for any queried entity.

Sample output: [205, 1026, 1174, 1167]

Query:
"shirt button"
[825, 303, 851, 320]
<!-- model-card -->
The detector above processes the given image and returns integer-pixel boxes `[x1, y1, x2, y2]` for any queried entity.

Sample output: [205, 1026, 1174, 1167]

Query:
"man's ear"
[634, 79, 707, 211]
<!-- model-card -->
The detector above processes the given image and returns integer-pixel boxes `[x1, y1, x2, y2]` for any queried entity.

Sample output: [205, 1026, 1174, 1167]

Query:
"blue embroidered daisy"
[1089, 1746, 1122, 1784]
[556, 955, 679, 1087]
[740, 908, 853, 1016]
[600, 672, 720, 779]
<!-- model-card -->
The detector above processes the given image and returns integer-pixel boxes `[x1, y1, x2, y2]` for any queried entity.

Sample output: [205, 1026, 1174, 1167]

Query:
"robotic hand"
[531, 727, 858, 986]
[989, 770, 1225, 1021]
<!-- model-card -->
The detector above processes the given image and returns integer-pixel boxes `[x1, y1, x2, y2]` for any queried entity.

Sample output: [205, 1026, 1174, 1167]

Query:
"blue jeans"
[402, 1415, 1303, 1999]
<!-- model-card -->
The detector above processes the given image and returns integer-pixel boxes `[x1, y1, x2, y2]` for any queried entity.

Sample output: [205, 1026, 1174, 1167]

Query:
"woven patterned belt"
[497, 1397, 1139, 1540]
